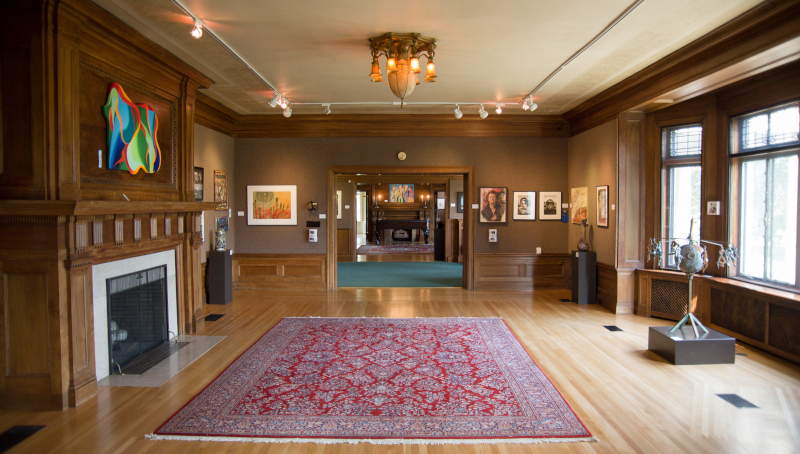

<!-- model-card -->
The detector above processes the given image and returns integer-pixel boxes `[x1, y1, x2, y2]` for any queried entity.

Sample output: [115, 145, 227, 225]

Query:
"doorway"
[327, 166, 474, 290]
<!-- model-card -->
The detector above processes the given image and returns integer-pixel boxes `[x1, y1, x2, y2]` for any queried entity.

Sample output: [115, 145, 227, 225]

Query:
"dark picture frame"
[597, 185, 609, 228]
[456, 192, 464, 213]
[193, 167, 203, 201]
[478, 187, 508, 223]
[214, 170, 228, 210]
[538, 191, 562, 220]
[216, 216, 228, 231]
[512, 191, 536, 220]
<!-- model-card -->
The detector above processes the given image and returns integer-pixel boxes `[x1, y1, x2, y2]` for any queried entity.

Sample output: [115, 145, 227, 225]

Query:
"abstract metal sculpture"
[646, 219, 738, 337]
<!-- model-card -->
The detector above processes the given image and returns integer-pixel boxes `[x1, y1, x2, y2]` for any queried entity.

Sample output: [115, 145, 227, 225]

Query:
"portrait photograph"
[513, 191, 536, 220]
[597, 185, 609, 228]
[479, 187, 507, 223]
[571, 187, 588, 224]
[539, 191, 561, 220]
[193, 167, 203, 201]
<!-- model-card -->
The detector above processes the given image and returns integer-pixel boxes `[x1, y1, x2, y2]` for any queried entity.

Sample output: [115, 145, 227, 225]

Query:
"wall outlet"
[489, 229, 498, 242]
[308, 229, 317, 242]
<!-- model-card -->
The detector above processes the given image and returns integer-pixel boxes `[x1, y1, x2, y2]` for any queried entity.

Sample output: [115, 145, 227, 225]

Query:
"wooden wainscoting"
[474, 253, 570, 290]
[337, 228, 352, 262]
[596, 263, 636, 314]
[233, 254, 327, 290]
[636, 269, 800, 364]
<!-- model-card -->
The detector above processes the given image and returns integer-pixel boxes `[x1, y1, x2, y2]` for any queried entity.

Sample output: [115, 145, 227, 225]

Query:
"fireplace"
[93, 250, 179, 381]
[106, 266, 168, 374]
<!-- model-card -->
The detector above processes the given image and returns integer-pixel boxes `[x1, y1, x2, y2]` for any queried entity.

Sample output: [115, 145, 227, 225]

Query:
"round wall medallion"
[397, 152, 407, 161]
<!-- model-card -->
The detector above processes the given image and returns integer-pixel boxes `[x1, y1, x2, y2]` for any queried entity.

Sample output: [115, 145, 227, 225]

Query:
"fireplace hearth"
[107, 266, 168, 375]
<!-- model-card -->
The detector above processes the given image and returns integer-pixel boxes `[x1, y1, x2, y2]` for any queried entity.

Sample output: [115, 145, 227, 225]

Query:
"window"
[661, 124, 703, 268]
[730, 102, 800, 290]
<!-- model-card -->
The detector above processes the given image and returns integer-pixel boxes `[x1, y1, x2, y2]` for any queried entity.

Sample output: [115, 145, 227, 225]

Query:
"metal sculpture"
[646, 219, 738, 337]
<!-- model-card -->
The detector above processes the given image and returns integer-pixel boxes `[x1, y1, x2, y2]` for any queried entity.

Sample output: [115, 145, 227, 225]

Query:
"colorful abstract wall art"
[102, 82, 161, 175]
[247, 185, 297, 225]
[389, 184, 414, 202]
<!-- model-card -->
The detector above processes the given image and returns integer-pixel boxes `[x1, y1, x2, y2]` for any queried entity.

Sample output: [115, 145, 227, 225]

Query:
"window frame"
[729, 101, 800, 292]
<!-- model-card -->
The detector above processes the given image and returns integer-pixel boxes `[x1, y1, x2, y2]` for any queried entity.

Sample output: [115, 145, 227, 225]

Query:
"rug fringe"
[145, 434, 597, 445]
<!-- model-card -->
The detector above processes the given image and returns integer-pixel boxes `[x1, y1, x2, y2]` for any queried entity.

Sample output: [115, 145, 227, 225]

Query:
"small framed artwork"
[437, 198, 445, 210]
[597, 185, 609, 228]
[214, 170, 228, 210]
[513, 191, 536, 220]
[539, 191, 561, 220]
[247, 185, 297, 225]
[456, 192, 464, 213]
[337, 190, 342, 219]
[707, 201, 720, 215]
[193, 167, 204, 201]
[479, 187, 508, 223]
[216, 216, 228, 231]
[571, 187, 588, 224]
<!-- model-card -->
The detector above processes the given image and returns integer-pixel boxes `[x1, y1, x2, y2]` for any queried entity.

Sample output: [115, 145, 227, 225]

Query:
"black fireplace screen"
[107, 265, 168, 374]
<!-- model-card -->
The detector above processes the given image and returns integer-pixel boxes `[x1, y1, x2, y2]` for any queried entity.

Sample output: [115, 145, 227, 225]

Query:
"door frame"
[327, 165, 475, 289]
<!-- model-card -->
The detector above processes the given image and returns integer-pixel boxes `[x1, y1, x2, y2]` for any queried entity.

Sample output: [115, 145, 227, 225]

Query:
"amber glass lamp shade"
[386, 57, 397, 72]
[410, 56, 421, 74]
[425, 60, 437, 82]
[370, 59, 383, 82]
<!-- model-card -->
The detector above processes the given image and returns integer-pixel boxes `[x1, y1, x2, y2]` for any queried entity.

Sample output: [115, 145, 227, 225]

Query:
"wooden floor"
[2, 287, 799, 453]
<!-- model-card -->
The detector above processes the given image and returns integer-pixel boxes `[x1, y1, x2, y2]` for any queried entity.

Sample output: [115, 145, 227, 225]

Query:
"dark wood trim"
[233, 115, 570, 138]
[596, 262, 617, 313]
[565, 0, 800, 135]
[195, 92, 238, 137]
[233, 254, 327, 290]
[474, 253, 571, 290]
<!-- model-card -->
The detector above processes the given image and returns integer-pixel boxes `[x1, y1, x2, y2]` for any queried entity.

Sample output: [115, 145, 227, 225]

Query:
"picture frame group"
[479, 188, 563, 222]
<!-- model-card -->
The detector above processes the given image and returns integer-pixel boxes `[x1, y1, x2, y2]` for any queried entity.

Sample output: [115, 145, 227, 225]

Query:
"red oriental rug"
[148, 317, 594, 445]
[357, 244, 434, 255]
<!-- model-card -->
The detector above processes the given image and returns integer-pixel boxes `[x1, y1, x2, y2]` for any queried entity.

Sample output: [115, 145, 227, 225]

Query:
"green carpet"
[338, 262, 463, 287]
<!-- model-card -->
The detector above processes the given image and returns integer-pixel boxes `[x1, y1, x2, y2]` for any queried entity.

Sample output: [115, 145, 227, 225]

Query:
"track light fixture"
[522, 96, 538, 112]
[478, 105, 488, 119]
[495, 104, 503, 115]
[454, 104, 462, 119]
[269, 92, 280, 108]
[529, 102, 538, 112]
[323, 104, 331, 115]
[190, 20, 203, 39]
[283, 106, 292, 117]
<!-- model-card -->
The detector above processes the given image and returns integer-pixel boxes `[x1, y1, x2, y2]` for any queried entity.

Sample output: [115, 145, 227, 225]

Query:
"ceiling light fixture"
[190, 20, 203, 39]
[369, 33, 436, 107]
[529, 102, 538, 112]
[268, 92, 280, 108]
[454, 105, 462, 119]
[495, 104, 503, 115]
[478, 105, 488, 119]
[283, 106, 292, 118]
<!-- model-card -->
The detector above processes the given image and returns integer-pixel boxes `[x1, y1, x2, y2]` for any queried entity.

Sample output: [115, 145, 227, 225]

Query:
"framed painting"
[539, 191, 561, 220]
[337, 190, 342, 219]
[597, 185, 609, 228]
[389, 184, 414, 202]
[479, 187, 507, 223]
[193, 167, 203, 201]
[214, 170, 228, 210]
[247, 185, 297, 225]
[512, 191, 536, 220]
[456, 192, 464, 213]
[571, 187, 588, 224]
[216, 216, 228, 231]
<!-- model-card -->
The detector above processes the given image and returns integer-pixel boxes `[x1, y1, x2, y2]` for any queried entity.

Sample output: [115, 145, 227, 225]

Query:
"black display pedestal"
[208, 250, 232, 305]
[571, 251, 596, 304]
[648, 326, 735, 365]
[433, 228, 445, 261]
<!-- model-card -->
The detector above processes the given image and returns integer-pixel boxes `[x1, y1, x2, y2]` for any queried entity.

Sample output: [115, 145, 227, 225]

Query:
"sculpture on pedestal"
[214, 229, 226, 251]
[646, 219, 738, 337]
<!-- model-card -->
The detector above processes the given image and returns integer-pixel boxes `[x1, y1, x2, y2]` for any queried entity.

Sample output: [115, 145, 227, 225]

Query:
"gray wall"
[233, 136, 570, 254]
[194, 124, 236, 262]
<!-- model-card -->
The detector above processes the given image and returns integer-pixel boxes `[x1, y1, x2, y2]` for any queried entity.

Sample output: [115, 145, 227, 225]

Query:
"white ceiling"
[92, 0, 764, 115]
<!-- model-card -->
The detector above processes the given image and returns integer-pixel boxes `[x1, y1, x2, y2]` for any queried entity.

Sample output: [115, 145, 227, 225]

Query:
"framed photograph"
[707, 201, 720, 215]
[571, 187, 588, 224]
[479, 187, 507, 223]
[389, 184, 414, 202]
[513, 191, 536, 220]
[538, 191, 561, 220]
[214, 170, 228, 210]
[597, 185, 609, 228]
[337, 190, 342, 219]
[216, 216, 228, 231]
[193, 167, 204, 201]
[437, 198, 445, 210]
[456, 192, 464, 213]
[247, 185, 297, 225]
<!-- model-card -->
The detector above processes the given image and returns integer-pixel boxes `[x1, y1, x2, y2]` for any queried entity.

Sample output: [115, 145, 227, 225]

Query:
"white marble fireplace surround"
[92, 250, 178, 381]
